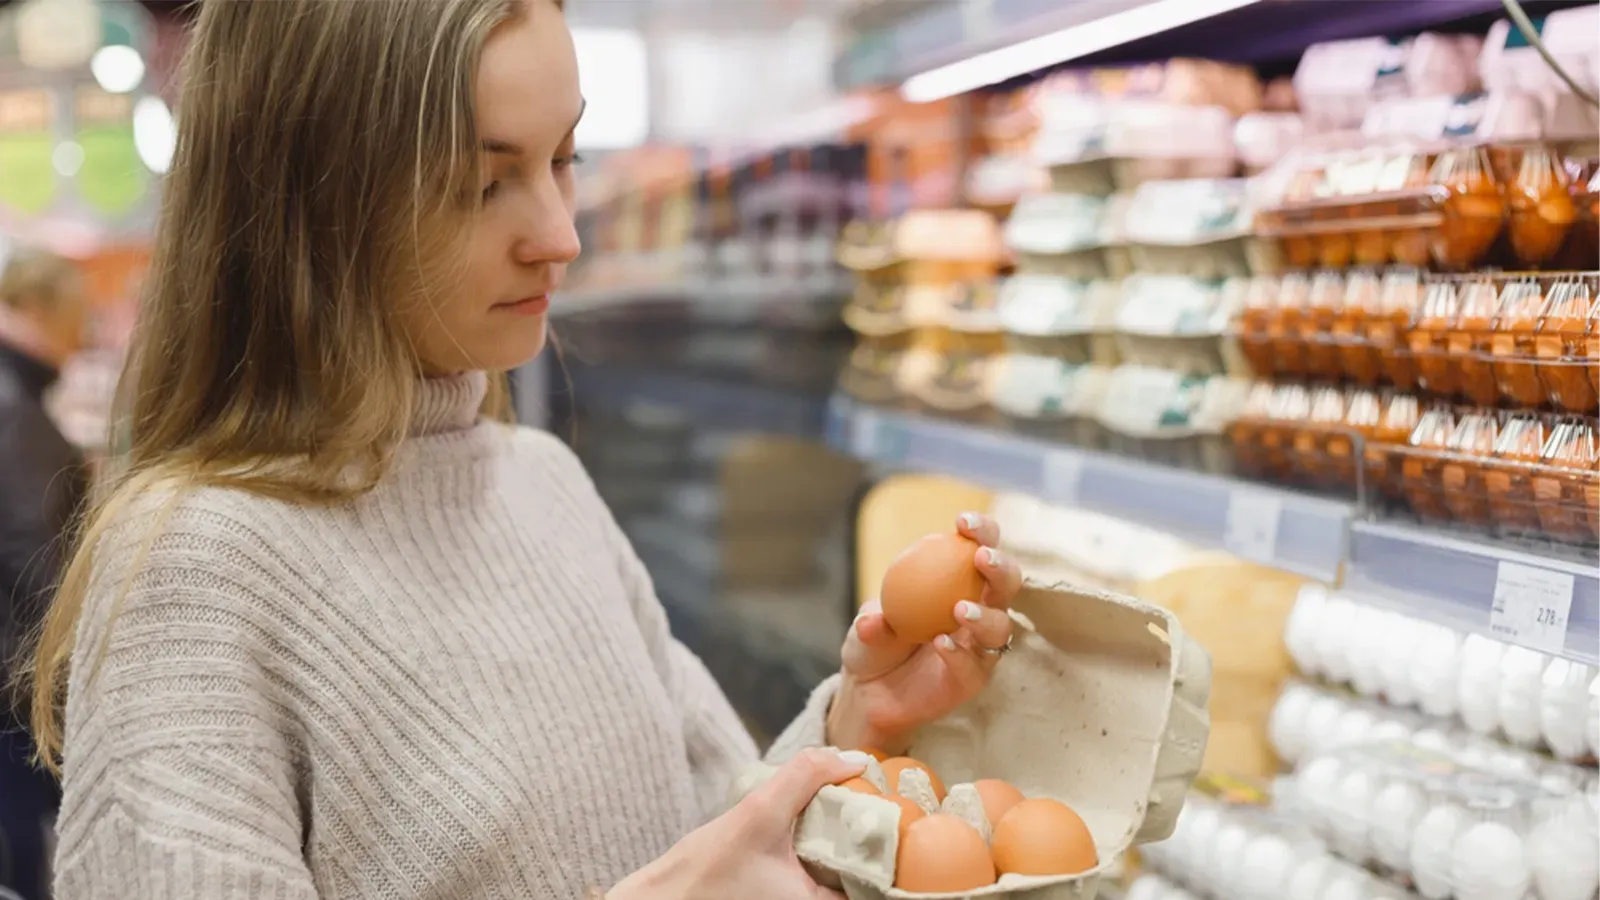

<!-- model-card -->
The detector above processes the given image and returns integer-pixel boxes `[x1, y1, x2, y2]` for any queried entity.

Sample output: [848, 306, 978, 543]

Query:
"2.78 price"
[1536, 607, 1565, 627]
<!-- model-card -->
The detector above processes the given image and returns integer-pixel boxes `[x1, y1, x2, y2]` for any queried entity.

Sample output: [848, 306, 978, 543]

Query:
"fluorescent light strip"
[901, 0, 1264, 103]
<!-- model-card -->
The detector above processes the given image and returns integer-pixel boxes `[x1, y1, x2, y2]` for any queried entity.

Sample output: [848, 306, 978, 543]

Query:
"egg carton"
[730, 581, 1212, 899]
[1285, 741, 1600, 900]
[1283, 586, 1600, 765]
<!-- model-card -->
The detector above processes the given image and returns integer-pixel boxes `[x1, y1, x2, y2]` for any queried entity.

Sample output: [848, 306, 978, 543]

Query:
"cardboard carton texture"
[732, 580, 1211, 899]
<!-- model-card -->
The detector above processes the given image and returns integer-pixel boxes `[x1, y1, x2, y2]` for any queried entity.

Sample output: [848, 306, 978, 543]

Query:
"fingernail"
[982, 548, 1002, 567]
[960, 512, 981, 530]
[935, 634, 957, 652]
[836, 750, 874, 768]
[957, 600, 983, 622]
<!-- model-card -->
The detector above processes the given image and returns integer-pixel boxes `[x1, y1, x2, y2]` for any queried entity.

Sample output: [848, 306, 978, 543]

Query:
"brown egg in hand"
[895, 814, 997, 892]
[973, 778, 1026, 827]
[886, 794, 926, 840]
[881, 757, 947, 802]
[992, 798, 1098, 877]
[880, 532, 986, 644]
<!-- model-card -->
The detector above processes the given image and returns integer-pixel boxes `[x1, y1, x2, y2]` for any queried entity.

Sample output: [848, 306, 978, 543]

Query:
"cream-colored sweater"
[55, 371, 837, 900]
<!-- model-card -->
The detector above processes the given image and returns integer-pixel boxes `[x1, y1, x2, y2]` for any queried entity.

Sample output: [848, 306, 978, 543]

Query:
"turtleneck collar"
[411, 370, 488, 437]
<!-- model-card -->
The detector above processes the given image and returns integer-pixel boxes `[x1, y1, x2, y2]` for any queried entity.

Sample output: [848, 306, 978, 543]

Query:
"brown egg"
[992, 798, 1098, 877]
[886, 794, 926, 840]
[881, 757, 947, 802]
[895, 814, 997, 893]
[836, 777, 881, 796]
[880, 532, 985, 644]
[973, 779, 1026, 827]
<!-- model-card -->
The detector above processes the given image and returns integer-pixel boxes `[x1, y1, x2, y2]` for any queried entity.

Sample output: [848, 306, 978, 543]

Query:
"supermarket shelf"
[1345, 521, 1600, 667]
[825, 397, 1351, 583]
[828, 396, 1600, 666]
[568, 365, 832, 438]
[833, 0, 1552, 89]
[557, 274, 851, 320]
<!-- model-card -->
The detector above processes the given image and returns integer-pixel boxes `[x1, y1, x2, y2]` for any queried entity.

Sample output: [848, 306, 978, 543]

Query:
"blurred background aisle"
[2, 1, 1598, 897]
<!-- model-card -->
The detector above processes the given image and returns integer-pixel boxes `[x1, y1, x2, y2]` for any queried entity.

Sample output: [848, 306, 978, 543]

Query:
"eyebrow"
[480, 98, 588, 156]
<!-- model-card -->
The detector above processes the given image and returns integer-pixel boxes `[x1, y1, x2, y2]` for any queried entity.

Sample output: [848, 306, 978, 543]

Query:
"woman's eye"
[554, 152, 585, 171]
[481, 180, 502, 202]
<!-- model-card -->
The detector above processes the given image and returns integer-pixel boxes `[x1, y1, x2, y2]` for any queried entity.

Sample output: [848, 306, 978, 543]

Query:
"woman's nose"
[513, 181, 581, 265]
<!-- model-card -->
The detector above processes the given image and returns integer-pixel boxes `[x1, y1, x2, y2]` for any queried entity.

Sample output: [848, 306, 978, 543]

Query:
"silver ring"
[981, 634, 1014, 657]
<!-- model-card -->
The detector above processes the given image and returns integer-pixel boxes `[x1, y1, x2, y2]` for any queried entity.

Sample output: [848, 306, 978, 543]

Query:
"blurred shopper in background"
[0, 248, 89, 900]
[22, 2, 1023, 899]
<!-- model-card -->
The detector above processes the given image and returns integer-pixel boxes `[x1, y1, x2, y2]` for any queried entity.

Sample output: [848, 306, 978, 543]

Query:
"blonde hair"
[24, 0, 530, 770]
[0, 247, 81, 314]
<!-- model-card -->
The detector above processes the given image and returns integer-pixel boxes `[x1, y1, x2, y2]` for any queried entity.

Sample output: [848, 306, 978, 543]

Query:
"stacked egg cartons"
[1233, 19, 1600, 528]
[836, 209, 1007, 417]
[983, 63, 1267, 472]
[1260, 583, 1600, 900]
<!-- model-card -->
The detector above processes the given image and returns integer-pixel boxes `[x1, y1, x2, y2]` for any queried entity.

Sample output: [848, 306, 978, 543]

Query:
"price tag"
[1224, 491, 1283, 564]
[1489, 561, 1575, 656]
[1041, 450, 1083, 508]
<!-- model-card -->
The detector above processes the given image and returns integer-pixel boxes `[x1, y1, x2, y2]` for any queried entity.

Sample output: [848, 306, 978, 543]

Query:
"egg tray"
[1283, 740, 1600, 900]
[731, 581, 1212, 900]
[1383, 441, 1599, 549]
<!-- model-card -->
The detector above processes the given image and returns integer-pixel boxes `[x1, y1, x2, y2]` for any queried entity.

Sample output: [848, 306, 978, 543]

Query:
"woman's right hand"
[608, 748, 874, 900]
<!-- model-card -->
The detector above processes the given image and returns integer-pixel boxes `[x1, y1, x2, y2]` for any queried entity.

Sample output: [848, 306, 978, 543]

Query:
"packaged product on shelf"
[1484, 413, 1551, 540]
[731, 581, 1209, 899]
[1235, 112, 1307, 176]
[1410, 281, 1466, 399]
[1004, 193, 1125, 279]
[1398, 404, 1460, 526]
[1362, 392, 1423, 508]
[1294, 33, 1482, 131]
[1032, 96, 1240, 194]
[1113, 275, 1240, 376]
[967, 87, 1048, 218]
[1122, 179, 1253, 278]
[1534, 278, 1598, 414]
[1532, 417, 1599, 546]
[1095, 365, 1248, 474]
[995, 275, 1098, 363]
[1555, 156, 1599, 271]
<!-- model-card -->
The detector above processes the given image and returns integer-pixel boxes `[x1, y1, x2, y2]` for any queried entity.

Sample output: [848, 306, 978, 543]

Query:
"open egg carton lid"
[731, 581, 1211, 899]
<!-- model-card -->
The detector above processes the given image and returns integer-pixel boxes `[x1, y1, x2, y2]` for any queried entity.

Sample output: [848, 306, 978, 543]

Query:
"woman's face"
[405, 0, 584, 376]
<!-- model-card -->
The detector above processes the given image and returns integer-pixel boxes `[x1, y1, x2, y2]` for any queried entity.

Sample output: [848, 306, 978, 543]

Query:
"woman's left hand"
[825, 512, 1024, 756]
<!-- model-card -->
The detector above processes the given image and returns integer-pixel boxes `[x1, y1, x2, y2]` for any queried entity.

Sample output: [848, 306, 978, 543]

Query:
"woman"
[24, 2, 1022, 899]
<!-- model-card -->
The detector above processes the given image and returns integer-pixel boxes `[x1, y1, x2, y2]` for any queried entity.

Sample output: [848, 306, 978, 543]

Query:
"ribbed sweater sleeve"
[539, 430, 837, 817]
[55, 502, 318, 899]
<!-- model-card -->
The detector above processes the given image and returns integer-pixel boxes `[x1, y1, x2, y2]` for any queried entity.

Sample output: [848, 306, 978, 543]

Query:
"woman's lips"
[495, 294, 550, 316]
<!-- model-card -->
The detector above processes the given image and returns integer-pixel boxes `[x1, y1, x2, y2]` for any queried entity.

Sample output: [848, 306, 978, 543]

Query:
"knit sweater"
[55, 371, 838, 900]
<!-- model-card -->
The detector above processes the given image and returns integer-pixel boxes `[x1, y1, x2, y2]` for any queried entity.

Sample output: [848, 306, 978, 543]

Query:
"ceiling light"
[133, 96, 175, 174]
[90, 44, 145, 94]
[901, 0, 1263, 103]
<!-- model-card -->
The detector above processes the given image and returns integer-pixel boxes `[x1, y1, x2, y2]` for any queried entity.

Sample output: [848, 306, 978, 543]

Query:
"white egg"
[1207, 821, 1252, 895]
[1321, 872, 1369, 900]
[1411, 803, 1470, 900]
[1297, 756, 1346, 838]
[1332, 706, 1378, 749]
[1126, 874, 1171, 900]
[1451, 821, 1532, 900]
[1366, 716, 1414, 746]
[1178, 803, 1223, 875]
[1411, 727, 1454, 755]
[1370, 779, 1428, 872]
[1499, 646, 1552, 748]
[1316, 595, 1358, 685]
[1239, 834, 1295, 900]
[1270, 683, 1317, 764]
[1542, 660, 1600, 762]
[1304, 694, 1349, 753]
[1379, 613, 1422, 707]
[1481, 743, 1540, 781]
[1285, 584, 1330, 676]
[1332, 769, 1377, 863]
[1284, 855, 1334, 900]
[1413, 626, 1464, 719]
[1457, 634, 1509, 735]
[1528, 797, 1600, 900]
[1348, 608, 1391, 698]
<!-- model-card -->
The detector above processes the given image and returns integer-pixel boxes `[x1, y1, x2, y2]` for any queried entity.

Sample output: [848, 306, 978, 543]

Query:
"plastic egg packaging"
[1541, 660, 1600, 764]
[1456, 634, 1510, 737]
[1498, 646, 1553, 749]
